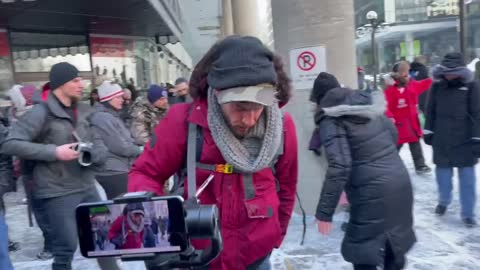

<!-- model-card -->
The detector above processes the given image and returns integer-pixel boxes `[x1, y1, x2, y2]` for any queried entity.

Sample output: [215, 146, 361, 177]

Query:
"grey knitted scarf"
[207, 89, 283, 173]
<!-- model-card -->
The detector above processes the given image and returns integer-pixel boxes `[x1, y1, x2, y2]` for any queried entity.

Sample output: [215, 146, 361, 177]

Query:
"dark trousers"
[353, 242, 405, 270]
[96, 173, 128, 200]
[31, 195, 54, 252]
[37, 187, 119, 270]
[398, 141, 427, 170]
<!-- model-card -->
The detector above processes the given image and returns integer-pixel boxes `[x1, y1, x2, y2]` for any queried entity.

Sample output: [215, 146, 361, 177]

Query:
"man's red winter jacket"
[128, 99, 299, 270]
[385, 79, 432, 144]
[108, 215, 144, 250]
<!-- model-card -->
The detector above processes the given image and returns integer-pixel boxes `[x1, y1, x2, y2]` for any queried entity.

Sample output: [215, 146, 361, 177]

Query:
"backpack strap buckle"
[214, 164, 234, 174]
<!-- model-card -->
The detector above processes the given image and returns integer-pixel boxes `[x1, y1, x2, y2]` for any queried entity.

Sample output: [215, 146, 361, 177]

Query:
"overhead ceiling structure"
[0, 0, 181, 37]
[176, 0, 222, 63]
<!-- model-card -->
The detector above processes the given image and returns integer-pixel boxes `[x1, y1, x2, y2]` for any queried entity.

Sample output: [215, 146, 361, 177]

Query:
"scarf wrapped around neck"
[207, 89, 283, 173]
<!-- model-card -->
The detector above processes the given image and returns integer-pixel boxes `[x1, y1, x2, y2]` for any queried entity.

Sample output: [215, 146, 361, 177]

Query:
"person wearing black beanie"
[49, 62, 81, 92]
[309, 72, 341, 105]
[1, 62, 121, 270]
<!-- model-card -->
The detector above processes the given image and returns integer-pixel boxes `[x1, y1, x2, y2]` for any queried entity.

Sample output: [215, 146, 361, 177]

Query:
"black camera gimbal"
[113, 191, 222, 269]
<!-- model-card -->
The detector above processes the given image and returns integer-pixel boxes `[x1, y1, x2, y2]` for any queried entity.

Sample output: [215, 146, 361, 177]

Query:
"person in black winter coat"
[424, 52, 480, 227]
[410, 56, 430, 113]
[313, 87, 416, 270]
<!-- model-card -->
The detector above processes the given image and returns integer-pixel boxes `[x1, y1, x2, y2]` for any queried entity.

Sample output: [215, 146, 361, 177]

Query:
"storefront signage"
[90, 36, 134, 58]
[427, 0, 459, 18]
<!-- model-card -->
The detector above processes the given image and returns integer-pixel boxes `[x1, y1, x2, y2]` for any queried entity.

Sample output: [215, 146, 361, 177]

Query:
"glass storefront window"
[10, 32, 92, 73]
[90, 35, 160, 95]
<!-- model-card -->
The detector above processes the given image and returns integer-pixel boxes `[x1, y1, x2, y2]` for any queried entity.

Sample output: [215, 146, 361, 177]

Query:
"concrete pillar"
[271, 0, 357, 215]
[230, 0, 274, 46]
[222, 0, 234, 37]
[377, 42, 385, 73]
[384, 0, 396, 24]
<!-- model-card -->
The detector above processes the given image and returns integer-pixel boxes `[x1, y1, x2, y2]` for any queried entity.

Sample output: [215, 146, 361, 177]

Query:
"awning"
[0, 0, 181, 37]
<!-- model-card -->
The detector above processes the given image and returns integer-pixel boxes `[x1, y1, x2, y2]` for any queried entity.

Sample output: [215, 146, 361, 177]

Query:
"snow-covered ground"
[6, 144, 480, 270]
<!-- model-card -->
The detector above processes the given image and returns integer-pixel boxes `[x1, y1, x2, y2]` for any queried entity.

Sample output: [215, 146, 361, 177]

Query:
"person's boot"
[435, 205, 447, 216]
[416, 165, 432, 175]
[463, 218, 477, 228]
[36, 249, 54, 260]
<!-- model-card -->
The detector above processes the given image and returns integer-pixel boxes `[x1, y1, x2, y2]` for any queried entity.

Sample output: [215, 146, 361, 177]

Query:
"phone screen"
[77, 196, 188, 257]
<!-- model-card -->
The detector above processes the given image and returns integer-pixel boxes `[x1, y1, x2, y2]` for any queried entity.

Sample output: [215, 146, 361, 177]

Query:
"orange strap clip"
[215, 164, 234, 174]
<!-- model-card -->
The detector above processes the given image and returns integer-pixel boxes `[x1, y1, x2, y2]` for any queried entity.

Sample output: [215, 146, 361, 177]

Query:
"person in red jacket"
[108, 203, 145, 250]
[385, 61, 433, 175]
[128, 35, 298, 270]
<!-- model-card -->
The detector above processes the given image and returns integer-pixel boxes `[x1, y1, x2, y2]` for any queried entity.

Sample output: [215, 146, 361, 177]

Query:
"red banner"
[0, 32, 10, 57]
[90, 36, 134, 57]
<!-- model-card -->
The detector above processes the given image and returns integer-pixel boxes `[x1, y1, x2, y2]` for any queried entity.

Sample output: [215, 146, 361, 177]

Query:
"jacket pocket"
[243, 193, 282, 255]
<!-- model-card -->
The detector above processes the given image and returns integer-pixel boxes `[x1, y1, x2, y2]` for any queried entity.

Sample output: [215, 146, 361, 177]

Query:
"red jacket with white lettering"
[128, 99, 298, 270]
[384, 78, 432, 145]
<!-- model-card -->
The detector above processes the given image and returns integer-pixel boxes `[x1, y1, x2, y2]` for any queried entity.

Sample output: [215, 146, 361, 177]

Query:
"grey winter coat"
[89, 103, 141, 175]
[314, 89, 416, 265]
[425, 66, 480, 167]
[0, 119, 13, 199]
[1, 95, 107, 199]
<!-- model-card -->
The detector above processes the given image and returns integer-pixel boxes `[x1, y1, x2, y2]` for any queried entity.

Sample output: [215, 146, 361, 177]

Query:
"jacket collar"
[47, 93, 75, 121]
[188, 98, 209, 128]
[93, 102, 120, 117]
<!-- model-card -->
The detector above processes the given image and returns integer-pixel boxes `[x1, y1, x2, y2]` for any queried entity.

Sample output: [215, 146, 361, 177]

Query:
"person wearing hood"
[90, 81, 142, 199]
[109, 202, 145, 250]
[129, 85, 169, 146]
[425, 52, 480, 227]
[385, 61, 432, 175]
[128, 35, 298, 270]
[8, 84, 37, 120]
[313, 86, 416, 270]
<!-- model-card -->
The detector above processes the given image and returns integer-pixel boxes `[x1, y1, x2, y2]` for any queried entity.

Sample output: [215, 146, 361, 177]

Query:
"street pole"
[371, 23, 377, 91]
[459, 0, 467, 57]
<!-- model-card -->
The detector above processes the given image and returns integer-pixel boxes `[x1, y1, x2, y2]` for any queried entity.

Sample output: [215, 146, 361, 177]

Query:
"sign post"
[289, 45, 326, 90]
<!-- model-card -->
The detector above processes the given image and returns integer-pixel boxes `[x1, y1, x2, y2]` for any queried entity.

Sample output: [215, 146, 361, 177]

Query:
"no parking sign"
[289, 45, 326, 90]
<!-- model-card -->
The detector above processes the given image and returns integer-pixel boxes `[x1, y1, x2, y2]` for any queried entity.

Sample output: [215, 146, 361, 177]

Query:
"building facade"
[0, 0, 193, 99]
[355, 0, 480, 75]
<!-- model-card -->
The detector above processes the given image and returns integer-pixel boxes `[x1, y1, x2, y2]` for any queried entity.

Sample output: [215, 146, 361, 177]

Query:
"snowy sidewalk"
[6, 145, 480, 270]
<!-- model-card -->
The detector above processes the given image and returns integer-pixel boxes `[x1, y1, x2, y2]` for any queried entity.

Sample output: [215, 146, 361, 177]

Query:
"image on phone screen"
[86, 200, 182, 257]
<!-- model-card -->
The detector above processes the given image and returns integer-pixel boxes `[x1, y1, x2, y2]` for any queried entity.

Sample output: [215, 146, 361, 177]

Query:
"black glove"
[424, 134, 433, 146]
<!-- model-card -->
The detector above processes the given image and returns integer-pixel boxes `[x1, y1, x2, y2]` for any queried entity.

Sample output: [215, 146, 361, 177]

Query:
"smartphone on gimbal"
[76, 195, 189, 258]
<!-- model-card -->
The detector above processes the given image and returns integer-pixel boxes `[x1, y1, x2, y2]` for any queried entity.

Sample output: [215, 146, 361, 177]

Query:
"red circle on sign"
[297, 51, 316, 71]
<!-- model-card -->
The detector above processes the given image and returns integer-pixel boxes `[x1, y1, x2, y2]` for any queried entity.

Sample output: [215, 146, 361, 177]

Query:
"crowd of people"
[0, 34, 477, 270]
[0, 60, 189, 270]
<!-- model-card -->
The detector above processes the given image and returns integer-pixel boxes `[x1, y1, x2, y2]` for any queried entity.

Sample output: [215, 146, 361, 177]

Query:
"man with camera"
[129, 36, 299, 270]
[1, 62, 119, 270]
